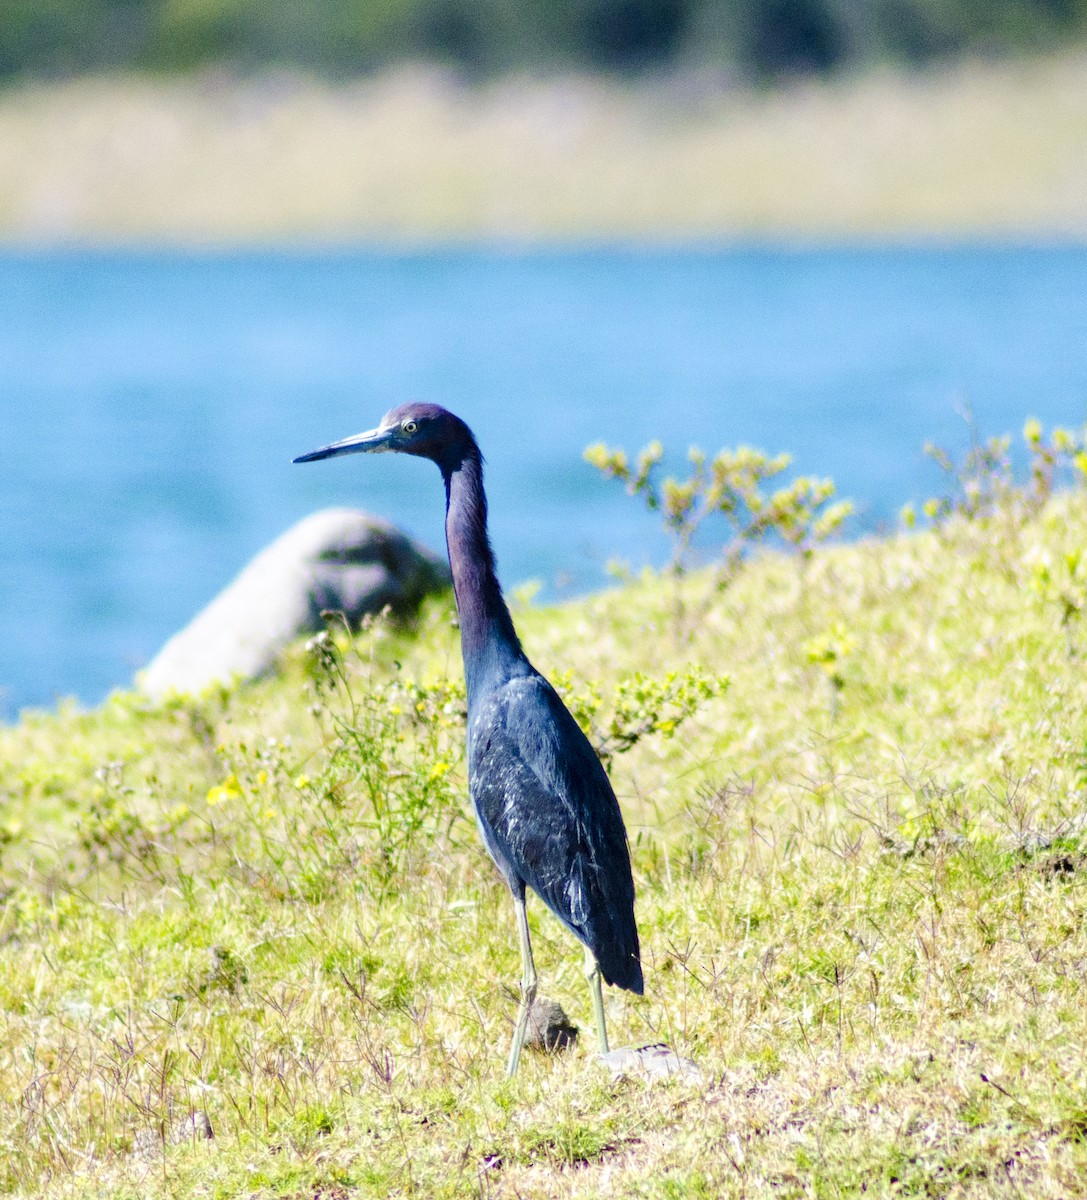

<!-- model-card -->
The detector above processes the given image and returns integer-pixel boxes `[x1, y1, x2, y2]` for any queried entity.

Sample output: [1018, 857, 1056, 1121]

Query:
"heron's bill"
[293, 426, 392, 463]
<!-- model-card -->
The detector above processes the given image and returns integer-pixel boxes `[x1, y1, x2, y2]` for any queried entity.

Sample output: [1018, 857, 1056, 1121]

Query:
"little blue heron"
[295, 403, 642, 1076]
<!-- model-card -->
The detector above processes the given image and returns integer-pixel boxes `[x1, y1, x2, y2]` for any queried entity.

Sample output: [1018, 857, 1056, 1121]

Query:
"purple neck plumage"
[441, 443, 528, 704]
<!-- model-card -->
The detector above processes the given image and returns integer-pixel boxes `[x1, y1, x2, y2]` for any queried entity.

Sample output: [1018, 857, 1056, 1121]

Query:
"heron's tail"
[597, 935, 644, 994]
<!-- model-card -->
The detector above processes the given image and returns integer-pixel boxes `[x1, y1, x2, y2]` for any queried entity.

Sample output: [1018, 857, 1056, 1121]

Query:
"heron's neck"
[443, 450, 527, 703]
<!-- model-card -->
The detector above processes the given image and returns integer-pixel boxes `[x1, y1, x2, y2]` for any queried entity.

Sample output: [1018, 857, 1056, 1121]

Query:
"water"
[1, 245, 1085, 720]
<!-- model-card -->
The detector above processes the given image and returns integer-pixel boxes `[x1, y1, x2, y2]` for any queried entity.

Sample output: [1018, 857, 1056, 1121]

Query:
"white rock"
[139, 508, 448, 699]
[598, 1043, 704, 1083]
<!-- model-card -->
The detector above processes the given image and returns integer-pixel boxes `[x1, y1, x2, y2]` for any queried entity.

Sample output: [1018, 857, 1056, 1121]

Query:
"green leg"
[585, 947, 609, 1055]
[506, 891, 538, 1078]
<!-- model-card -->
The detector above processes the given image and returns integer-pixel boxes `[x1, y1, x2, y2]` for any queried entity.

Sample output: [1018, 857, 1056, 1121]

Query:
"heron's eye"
[402, 420, 418, 435]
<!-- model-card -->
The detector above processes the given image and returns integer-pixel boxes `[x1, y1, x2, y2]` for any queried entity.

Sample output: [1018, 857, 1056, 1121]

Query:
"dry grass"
[1, 54, 1086, 243]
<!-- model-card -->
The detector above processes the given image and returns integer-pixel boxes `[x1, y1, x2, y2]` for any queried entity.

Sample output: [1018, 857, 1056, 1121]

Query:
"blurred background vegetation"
[3, 0, 1087, 82]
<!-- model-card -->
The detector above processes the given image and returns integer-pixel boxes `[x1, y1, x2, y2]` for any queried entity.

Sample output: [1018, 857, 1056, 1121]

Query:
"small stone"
[130, 1110, 213, 1160]
[525, 997, 578, 1052]
[598, 1043, 704, 1083]
[172, 1110, 214, 1143]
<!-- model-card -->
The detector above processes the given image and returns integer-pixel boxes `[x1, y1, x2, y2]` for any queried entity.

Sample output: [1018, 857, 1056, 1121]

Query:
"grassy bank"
[1, 54, 1087, 243]
[2, 459, 1087, 1196]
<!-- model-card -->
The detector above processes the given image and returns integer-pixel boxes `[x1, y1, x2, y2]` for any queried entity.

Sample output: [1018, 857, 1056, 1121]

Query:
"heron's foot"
[506, 977, 538, 1078]
[584, 952, 609, 1055]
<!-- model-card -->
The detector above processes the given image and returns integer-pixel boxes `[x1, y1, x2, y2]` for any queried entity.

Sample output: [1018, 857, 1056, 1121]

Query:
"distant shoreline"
[2, 235, 1086, 253]
[1, 54, 1085, 243]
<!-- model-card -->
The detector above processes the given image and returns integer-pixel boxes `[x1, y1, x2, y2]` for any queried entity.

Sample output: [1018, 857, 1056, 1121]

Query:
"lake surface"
[2, 246, 1086, 720]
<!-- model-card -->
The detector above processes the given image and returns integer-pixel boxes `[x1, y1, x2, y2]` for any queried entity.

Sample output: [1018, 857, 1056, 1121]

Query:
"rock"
[525, 997, 578, 1052]
[173, 1110, 214, 1143]
[139, 509, 449, 699]
[131, 1109, 213, 1159]
[598, 1043, 704, 1083]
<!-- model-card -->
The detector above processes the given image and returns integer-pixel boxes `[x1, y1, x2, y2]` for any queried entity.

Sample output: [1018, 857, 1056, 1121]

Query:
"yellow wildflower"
[206, 774, 242, 807]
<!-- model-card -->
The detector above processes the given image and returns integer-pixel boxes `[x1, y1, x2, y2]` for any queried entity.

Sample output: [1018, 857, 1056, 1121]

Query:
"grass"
[1, 52, 1087, 242]
[2, 463, 1087, 1197]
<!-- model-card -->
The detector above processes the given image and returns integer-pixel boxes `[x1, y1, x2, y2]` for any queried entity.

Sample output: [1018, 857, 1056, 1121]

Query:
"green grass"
[2, 53, 1087, 242]
[3, 488, 1087, 1196]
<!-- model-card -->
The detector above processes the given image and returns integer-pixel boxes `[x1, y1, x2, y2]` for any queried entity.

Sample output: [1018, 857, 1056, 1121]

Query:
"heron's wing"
[468, 673, 642, 992]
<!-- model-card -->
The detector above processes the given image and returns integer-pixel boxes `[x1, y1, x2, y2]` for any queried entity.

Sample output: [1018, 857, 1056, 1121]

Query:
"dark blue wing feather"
[467, 672, 643, 993]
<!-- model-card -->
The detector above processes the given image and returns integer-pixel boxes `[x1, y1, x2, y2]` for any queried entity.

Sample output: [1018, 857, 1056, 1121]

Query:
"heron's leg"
[584, 946, 609, 1055]
[506, 889, 538, 1078]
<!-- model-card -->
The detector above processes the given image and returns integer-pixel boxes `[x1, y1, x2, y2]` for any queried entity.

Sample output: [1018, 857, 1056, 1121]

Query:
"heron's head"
[294, 403, 476, 471]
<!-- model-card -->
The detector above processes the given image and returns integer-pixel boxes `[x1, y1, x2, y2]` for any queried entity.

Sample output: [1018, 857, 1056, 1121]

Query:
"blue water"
[1, 246, 1085, 720]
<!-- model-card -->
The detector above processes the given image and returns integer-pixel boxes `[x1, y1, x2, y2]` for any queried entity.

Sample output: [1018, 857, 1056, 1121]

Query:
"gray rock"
[172, 1110, 214, 1143]
[139, 509, 449, 699]
[130, 1109, 213, 1160]
[525, 997, 578, 1052]
[598, 1043, 704, 1083]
